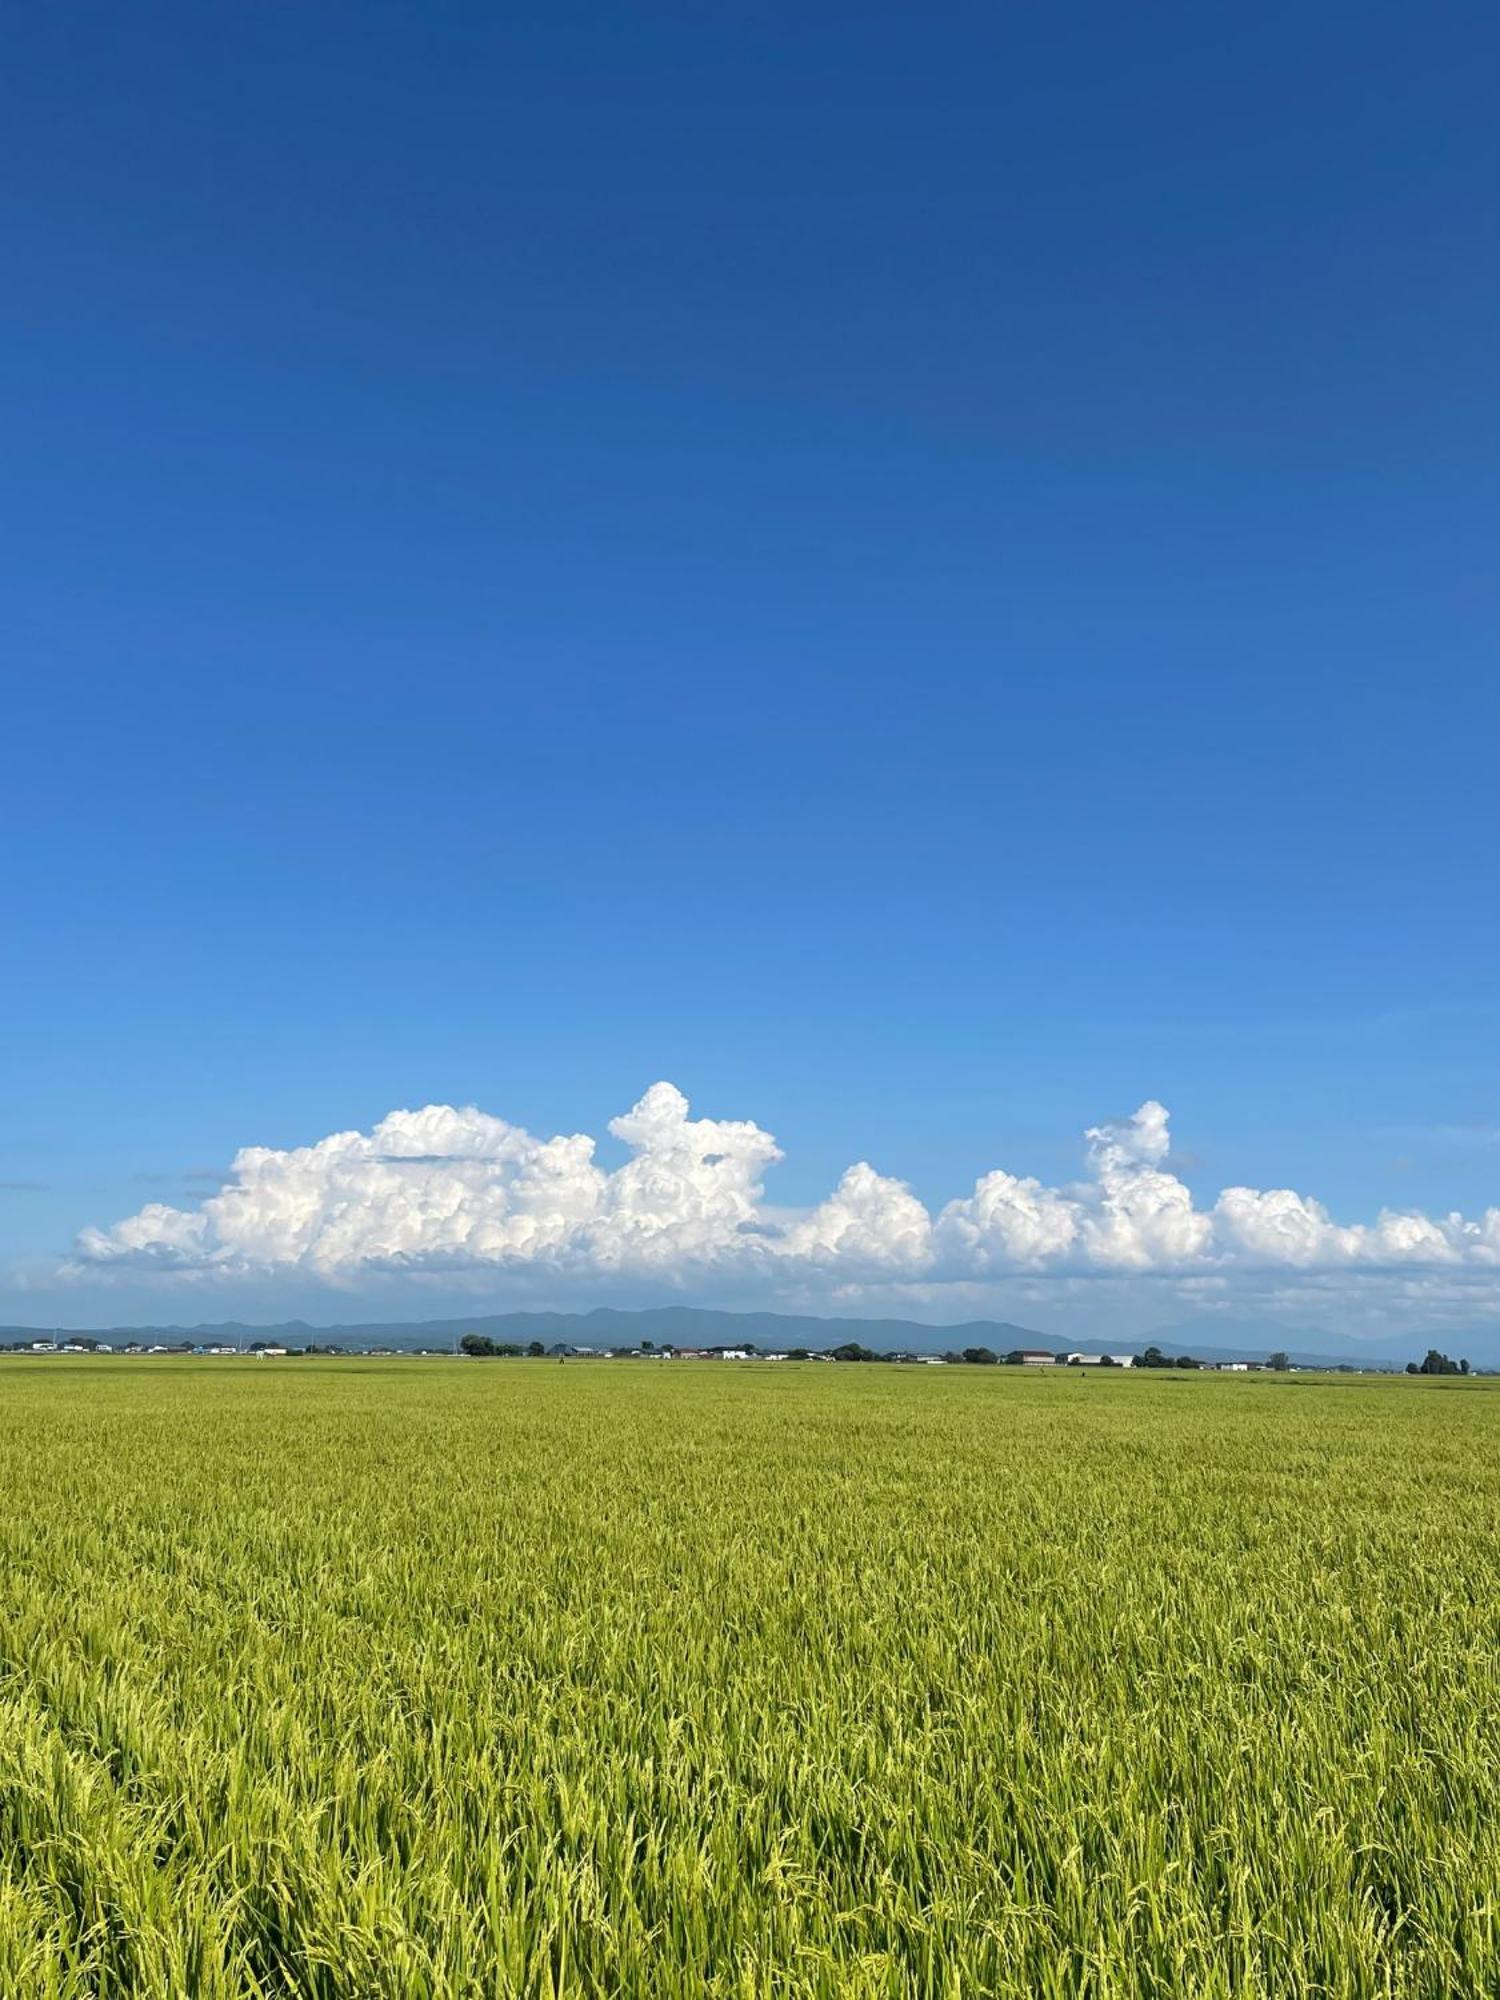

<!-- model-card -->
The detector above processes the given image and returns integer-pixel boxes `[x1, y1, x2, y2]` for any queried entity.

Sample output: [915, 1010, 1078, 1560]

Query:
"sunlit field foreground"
[1, 1360, 1498, 1997]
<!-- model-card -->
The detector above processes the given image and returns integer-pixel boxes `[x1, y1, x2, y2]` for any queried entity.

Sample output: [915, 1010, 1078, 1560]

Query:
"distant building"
[1014, 1350, 1059, 1365]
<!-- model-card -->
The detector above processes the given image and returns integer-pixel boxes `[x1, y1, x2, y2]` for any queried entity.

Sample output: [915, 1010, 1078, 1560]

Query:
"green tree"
[1268, 1351, 1291, 1372]
[961, 1347, 998, 1365]
[1415, 1348, 1461, 1376]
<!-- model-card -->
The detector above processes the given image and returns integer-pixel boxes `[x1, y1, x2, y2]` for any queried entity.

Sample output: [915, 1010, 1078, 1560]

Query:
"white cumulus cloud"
[780, 1163, 934, 1274]
[934, 1170, 1080, 1269]
[71, 1083, 1500, 1295]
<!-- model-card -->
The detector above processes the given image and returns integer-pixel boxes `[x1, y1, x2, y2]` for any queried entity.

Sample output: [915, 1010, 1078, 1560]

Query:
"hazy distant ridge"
[0, 1305, 1429, 1369]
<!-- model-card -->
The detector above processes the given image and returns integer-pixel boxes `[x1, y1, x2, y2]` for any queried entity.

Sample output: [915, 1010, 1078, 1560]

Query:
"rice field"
[0, 1356, 1497, 1998]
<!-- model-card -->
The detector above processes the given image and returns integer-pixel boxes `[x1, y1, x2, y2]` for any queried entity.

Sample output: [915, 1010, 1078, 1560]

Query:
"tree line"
[457, 1335, 1482, 1375]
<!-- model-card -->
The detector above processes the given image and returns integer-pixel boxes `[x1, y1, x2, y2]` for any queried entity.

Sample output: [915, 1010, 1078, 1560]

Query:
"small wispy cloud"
[1409, 1124, 1500, 1148]
[132, 1168, 233, 1193]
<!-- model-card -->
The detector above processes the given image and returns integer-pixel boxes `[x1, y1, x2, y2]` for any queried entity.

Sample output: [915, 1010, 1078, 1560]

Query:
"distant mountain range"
[0, 1304, 1454, 1369]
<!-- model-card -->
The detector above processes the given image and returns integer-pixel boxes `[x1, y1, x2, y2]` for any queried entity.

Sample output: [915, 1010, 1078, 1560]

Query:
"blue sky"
[4, 2, 1499, 1343]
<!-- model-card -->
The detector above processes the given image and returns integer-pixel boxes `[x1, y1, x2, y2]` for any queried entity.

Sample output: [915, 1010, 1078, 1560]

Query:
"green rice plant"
[0, 1357, 1496, 1996]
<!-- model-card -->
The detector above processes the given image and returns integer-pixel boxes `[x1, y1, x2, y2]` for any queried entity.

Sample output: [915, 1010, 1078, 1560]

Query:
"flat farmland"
[0, 1358, 1496, 1998]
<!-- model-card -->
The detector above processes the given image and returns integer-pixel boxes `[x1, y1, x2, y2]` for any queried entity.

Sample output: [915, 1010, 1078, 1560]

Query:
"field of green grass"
[0, 1357, 1497, 1997]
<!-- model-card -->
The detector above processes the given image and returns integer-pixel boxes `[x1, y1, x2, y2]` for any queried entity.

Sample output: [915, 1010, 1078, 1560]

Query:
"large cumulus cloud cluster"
[73, 1083, 1500, 1291]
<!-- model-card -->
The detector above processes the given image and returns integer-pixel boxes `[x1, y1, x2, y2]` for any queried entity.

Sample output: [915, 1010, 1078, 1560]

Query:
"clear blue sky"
[4, 2, 1498, 1338]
